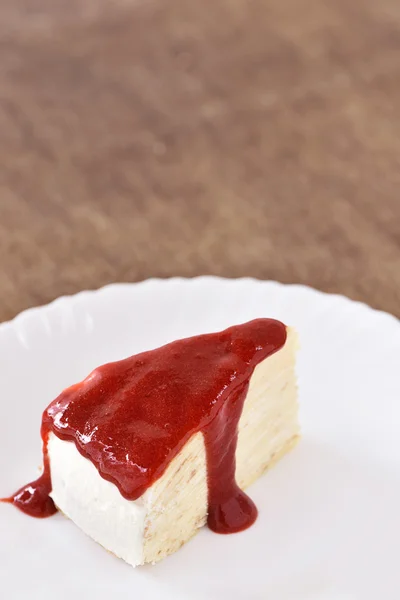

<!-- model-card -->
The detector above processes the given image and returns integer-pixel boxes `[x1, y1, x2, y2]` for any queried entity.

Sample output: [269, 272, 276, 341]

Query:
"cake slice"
[4, 319, 299, 566]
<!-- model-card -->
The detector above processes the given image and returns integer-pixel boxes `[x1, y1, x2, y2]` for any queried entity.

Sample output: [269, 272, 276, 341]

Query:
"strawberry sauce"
[2, 319, 286, 533]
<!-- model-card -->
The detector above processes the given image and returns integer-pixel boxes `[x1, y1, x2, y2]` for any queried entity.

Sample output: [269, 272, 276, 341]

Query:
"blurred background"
[0, 0, 399, 322]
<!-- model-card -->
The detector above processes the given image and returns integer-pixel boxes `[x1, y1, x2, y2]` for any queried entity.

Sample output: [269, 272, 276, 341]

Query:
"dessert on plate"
[2, 318, 299, 567]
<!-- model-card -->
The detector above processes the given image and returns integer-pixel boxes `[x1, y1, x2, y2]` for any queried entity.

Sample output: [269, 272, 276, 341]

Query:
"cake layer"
[49, 327, 299, 566]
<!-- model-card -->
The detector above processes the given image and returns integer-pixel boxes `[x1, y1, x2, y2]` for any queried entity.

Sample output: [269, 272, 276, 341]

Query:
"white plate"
[1, 277, 400, 600]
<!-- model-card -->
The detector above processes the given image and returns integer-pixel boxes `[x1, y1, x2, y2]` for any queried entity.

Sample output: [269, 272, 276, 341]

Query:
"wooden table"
[1, 0, 399, 322]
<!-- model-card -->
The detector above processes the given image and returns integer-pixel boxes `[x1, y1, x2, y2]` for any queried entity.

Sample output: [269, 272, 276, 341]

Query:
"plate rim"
[1, 276, 398, 336]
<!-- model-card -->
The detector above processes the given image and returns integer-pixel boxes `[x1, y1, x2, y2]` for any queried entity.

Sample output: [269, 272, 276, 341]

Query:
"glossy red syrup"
[2, 319, 286, 533]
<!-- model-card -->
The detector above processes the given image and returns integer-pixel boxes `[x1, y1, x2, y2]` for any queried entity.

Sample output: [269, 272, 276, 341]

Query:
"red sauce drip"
[2, 319, 286, 533]
[2, 433, 57, 518]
